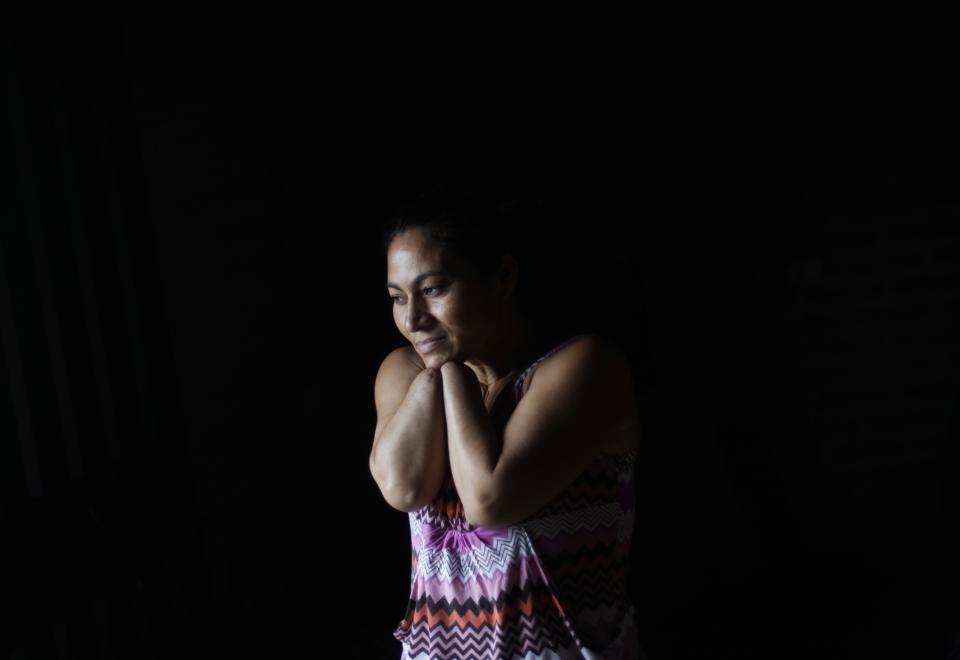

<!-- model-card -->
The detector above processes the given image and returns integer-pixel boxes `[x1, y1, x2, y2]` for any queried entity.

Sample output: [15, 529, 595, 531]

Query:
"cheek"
[454, 298, 486, 324]
[433, 300, 455, 321]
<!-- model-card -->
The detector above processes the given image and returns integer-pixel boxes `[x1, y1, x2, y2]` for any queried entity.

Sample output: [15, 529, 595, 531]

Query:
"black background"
[2, 4, 958, 659]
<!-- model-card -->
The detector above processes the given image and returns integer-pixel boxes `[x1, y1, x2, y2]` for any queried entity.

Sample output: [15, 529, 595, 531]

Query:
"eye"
[389, 285, 443, 305]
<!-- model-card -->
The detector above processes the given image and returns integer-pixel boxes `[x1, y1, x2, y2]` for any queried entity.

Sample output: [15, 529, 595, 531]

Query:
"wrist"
[439, 360, 462, 378]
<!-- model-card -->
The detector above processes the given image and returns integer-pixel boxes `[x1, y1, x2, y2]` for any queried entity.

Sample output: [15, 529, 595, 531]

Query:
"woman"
[369, 186, 645, 659]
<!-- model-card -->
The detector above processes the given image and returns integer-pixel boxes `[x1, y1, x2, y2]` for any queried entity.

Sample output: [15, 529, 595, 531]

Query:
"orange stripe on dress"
[409, 591, 560, 628]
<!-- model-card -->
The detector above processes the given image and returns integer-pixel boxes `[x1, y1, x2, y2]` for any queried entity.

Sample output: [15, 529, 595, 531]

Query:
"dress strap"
[512, 335, 582, 401]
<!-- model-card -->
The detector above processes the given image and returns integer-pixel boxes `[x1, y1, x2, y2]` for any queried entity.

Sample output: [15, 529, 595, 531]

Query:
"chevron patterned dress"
[393, 337, 645, 659]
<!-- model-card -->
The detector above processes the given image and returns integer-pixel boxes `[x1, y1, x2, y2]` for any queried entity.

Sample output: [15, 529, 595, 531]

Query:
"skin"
[386, 227, 530, 408]
[381, 226, 642, 527]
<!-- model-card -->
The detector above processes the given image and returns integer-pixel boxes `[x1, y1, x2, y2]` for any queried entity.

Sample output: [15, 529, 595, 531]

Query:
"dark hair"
[381, 180, 625, 345]
[381, 182, 522, 286]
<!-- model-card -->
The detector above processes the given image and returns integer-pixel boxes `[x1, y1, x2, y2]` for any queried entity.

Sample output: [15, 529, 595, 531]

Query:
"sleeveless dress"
[393, 337, 646, 659]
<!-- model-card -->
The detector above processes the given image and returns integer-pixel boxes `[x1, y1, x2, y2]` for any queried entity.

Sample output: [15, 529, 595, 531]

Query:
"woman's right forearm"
[370, 368, 447, 511]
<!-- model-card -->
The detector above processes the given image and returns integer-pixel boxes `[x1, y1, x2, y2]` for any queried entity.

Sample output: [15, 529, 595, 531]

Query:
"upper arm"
[370, 346, 424, 464]
[468, 334, 637, 528]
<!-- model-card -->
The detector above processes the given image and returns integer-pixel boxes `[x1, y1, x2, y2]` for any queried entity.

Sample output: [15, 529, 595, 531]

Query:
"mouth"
[417, 337, 445, 353]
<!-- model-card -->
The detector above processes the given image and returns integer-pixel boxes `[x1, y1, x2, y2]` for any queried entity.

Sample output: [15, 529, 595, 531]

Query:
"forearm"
[440, 362, 498, 516]
[370, 369, 447, 511]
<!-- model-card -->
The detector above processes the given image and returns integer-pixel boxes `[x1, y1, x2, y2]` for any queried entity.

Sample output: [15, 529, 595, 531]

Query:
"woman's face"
[386, 227, 505, 369]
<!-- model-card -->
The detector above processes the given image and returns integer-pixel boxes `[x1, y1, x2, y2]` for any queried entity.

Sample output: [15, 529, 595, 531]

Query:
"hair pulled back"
[381, 182, 522, 286]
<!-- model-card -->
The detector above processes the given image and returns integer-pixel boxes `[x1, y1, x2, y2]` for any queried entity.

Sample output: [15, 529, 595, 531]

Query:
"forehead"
[387, 228, 444, 260]
[386, 230, 461, 279]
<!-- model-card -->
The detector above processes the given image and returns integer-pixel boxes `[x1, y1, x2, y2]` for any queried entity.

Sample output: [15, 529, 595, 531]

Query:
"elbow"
[462, 492, 510, 529]
[369, 458, 435, 513]
[463, 504, 512, 529]
[463, 506, 494, 528]
[373, 474, 428, 513]
[462, 485, 535, 528]
[383, 488, 429, 514]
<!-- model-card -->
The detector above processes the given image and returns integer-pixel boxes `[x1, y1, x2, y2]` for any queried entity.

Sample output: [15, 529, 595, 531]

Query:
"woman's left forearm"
[439, 361, 498, 516]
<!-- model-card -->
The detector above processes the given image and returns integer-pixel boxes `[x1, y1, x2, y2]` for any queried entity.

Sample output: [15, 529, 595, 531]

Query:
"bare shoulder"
[382, 344, 425, 374]
[401, 344, 425, 369]
[526, 334, 626, 389]
[373, 346, 425, 411]
[527, 333, 640, 453]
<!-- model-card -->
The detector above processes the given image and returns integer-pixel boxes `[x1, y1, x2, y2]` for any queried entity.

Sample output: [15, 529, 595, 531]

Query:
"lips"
[417, 337, 444, 352]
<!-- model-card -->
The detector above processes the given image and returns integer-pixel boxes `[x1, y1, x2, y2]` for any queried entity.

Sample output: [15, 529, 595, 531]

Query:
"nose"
[403, 295, 432, 333]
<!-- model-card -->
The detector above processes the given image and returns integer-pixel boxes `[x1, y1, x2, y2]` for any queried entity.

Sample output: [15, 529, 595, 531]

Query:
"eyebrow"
[386, 271, 447, 291]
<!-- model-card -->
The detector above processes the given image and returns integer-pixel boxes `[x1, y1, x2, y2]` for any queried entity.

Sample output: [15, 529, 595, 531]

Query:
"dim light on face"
[386, 228, 503, 369]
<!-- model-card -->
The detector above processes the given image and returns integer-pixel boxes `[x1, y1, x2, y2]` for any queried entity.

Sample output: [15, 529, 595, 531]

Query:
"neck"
[464, 313, 536, 391]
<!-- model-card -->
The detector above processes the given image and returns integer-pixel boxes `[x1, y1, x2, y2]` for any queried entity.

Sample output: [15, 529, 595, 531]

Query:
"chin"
[423, 349, 453, 367]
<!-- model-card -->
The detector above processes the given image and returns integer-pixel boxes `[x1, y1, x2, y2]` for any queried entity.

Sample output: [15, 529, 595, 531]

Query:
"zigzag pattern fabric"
[394, 338, 645, 659]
